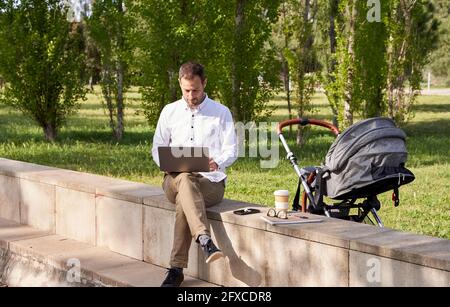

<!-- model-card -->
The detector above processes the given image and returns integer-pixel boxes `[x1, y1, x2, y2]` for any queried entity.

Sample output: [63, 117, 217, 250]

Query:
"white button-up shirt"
[152, 94, 238, 182]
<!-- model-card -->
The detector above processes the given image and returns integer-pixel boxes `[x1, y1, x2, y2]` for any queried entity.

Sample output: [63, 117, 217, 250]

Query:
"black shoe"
[202, 239, 224, 264]
[161, 268, 184, 287]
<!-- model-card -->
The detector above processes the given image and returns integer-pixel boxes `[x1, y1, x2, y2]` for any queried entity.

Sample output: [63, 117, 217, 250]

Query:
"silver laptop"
[158, 146, 210, 172]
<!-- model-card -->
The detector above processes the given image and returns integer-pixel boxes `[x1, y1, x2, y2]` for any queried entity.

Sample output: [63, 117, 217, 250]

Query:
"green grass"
[0, 87, 449, 239]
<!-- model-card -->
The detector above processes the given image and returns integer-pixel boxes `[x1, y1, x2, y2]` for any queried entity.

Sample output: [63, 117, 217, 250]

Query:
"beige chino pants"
[162, 172, 225, 268]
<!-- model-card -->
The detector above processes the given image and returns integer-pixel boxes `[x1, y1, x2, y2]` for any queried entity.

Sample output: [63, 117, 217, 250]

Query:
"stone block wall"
[0, 158, 448, 286]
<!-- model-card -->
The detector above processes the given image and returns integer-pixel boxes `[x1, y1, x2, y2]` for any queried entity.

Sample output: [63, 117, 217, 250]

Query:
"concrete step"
[0, 217, 216, 287]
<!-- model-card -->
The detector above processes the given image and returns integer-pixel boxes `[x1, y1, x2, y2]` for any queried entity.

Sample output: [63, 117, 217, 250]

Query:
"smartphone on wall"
[233, 208, 261, 215]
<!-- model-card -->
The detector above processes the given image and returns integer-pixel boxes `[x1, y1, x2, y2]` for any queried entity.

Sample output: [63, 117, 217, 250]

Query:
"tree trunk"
[387, 31, 395, 119]
[115, 60, 124, 140]
[89, 76, 94, 91]
[282, 56, 293, 136]
[387, 0, 415, 122]
[394, 2, 413, 122]
[168, 67, 178, 102]
[282, 57, 291, 115]
[296, 0, 313, 145]
[343, 0, 356, 127]
[328, 0, 339, 128]
[280, 1, 292, 136]
[296, 75, 306, 145]
[43, 123, 57, 142]
[329, 0, 338, 55]
[101, 65, 115, 135]
[114, 0, 125, 141]
[231, 0, 245, 121]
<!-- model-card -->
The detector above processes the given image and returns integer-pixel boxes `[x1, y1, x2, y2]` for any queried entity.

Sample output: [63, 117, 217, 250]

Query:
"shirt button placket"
[190, 113, 195, 143]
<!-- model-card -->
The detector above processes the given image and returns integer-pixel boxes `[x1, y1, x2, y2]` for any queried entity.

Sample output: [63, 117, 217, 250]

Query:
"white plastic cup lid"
[274, 190, 289, 197]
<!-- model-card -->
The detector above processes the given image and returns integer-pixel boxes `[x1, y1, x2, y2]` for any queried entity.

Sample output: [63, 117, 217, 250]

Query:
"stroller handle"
[276, 118, 340, 137]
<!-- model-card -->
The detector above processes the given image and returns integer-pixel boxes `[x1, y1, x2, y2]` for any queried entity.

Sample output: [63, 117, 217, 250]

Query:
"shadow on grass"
[57, 129, 154, 145]
[402, 119, 450, 167]
[0, 106, 154, 145]
[79, 101, 143, 111]
[243, 118, 450, 170]
[404, 118, 450, 136]
[230, 132, 334, 173]
[412, 103, 450, 113]
[0, 111, 34, 125]
[2, 144, 162, 179]
[0, 125, 154, 147]
[2, 101, 449, 172]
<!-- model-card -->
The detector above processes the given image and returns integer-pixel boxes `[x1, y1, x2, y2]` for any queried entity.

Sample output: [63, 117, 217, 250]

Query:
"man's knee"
[174, 172, 197, 185]
[176, 172, 192, 179]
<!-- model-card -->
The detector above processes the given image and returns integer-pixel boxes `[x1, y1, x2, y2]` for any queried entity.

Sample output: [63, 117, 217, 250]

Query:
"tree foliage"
[135, 0, 281, 125]
[321, 0, 438, 127]
[315, 0, 340, 127]
[87, 0, 133, 140]
[218, 0, 281, 123]
[0, 0, 87, 141]
[134, 0, 222, 125]
[0, 0, 443, 139]
[386, 0, 439, 123]
[429, 0, 450, 85]
[272, 1, 293, 125]
[274, 0, 321, 143]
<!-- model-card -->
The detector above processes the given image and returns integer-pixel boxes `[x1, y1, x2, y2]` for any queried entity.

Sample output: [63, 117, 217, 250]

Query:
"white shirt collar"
[182, 94, 209, 112]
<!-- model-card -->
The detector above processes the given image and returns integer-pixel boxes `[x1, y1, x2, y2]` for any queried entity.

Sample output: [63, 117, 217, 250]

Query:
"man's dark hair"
[179, 62, 206, 82]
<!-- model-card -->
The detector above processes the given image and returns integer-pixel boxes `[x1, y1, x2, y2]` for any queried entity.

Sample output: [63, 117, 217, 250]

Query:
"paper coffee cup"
[274, 190, 289, 203]
[275, 201, 289, 210]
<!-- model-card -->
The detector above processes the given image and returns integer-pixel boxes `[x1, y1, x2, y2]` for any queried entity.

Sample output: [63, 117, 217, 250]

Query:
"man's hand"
[209, 158, 219, 171]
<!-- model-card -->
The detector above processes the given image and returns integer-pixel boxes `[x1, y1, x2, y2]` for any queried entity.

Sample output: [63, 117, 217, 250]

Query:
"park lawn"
[0, 87, 449, 239]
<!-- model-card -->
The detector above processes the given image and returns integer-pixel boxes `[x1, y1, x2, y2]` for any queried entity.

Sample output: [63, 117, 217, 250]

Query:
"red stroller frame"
[277, 118, 386, 227]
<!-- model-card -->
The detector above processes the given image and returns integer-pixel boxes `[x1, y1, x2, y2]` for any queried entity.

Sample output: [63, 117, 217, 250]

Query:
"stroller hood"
[324, 117, 415, 199]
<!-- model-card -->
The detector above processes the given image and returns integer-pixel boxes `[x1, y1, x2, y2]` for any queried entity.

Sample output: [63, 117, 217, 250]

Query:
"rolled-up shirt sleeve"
[213, 109, 237, 170]
[151, 107, 171, 167]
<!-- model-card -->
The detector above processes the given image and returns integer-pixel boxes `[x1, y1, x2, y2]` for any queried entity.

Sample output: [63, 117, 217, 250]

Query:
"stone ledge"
[205, 199, 391, 249]
[0, 218, 215, 287]
[96, 183, 164, 204]
[0, 158, 153, 199]
[0, 158, 449, 286]
[203, 198, 450, 273]
[349, 250, 450, 287]
[349, 230, 450, 271]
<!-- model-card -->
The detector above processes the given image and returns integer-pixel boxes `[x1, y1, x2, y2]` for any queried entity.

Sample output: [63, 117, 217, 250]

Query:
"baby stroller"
[277, 117, 415, 227]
